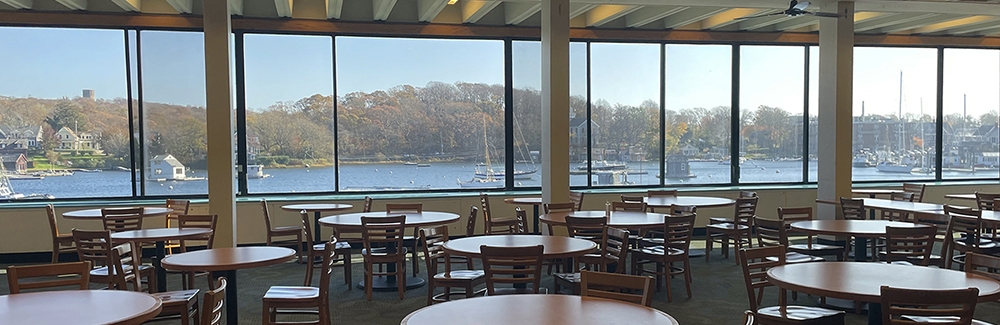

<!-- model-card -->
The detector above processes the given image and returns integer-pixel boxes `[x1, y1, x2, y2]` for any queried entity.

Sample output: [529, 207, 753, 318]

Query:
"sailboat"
[460, 119, 506, 188]
[0, 156, 54, 201]
[876, 71, 915, 174]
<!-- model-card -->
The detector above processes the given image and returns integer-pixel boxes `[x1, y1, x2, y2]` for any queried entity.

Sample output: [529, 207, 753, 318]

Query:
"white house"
[148, 154, 186, 180]
[55, 126, 99, 151]
[0, 126, 43, 149]
[680, 144, 699, 157]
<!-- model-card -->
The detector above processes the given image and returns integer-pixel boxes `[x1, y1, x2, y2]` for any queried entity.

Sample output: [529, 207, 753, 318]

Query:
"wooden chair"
[512, 207, 528, 234]
[902, 183, 926, 202]
[466, 205, 478, 237]
[647, 189, 677, 197]
[975, 191, 1000, 211]
[621, 195, 645, 203]
[913, 211, 951, 267]
[261, 199, 304, 263]
[753, 216, 824, 264]
[72, 229, 156, 293]
[880, 225, 937, 266]
[164, 199, 191, 254]
[175, 214, 218, 289]
[579, 270, 655, 307]
[7, 261, 91, 293]
[201, 277, 227, 325]
[543, 202, 576, 235]
[880, 286, 979, 325]
[554, 227, 630, 295]
[110, 241, 200, 325]
[101, 207, 144, 233]
[360, 215, 407, 300]
[943, 205, 1000, 269]
[46, 204, 75, 263]
[882, 192, 915, 221]
[706, 196, 758, 263]
[965, 253, 1000, 281]
[362, 195, 373, 212]
[385, 203, 423, 277]
[740, 191, 758, 198]
[841, 197, 878, 260]
[419, 225, 485, 305]
[777, 207, 845, 261]
[480, 193, 521, 235]
[632, 214, 695, 302]
[569, 191, 585, 211]
[300, 211, 352, 289]
[262, 237, 337, 325]
[612, 201, 647, 212]
[480, 244, 545, 295]
[565, 215, 607, 242]
[743, 310, 757, 325]
[636, 205, 697, 249]
[738, 246, 845, 325]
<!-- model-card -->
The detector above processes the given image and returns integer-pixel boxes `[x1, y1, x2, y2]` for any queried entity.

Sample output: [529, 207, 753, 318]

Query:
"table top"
[0, 290, 162, 325]
[62, 207, 173, 219]
[443, 235, 597, 259]
[768, 262, 1000, 303]
[280, 203, 354, 212]
[863, 198, 944, 212]
[161, 246, 295, 272]
[318, 211, 459, 229]
[539, 210, 668, 228]
[504, 197, 542, 205]
[111, 228, 213, 242]
[945, 193, 977, 200]
[400, 294, 678, 325]
[852, 189, 903, 196]
[644, 195, 736, 208]
[790, 220, 928, 237]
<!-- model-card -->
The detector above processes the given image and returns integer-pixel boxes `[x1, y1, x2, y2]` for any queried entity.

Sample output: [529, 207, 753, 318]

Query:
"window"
[740, 45, 806, 183]
[943, 48, 1000, 179]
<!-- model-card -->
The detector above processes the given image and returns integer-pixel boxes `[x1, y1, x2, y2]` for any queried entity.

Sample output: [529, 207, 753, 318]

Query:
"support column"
[541, 0, 570, 208]
[817, 1, 854, 220]
[204, 0, 237, 247]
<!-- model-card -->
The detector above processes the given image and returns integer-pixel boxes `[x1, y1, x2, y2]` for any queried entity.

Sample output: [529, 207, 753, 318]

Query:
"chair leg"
[365, 265, 374, 301]
[683, 260, 693, 299]
[343, 252, 353, 290]
[304, 254, 315, 286]
[704, 234, 713, 261]
[397, 262, 406, 300]
[51, 245, 60, 263]
[426, 281, 435, 305]
[663, 262, 673, 302]
[179, 304, 190, 325]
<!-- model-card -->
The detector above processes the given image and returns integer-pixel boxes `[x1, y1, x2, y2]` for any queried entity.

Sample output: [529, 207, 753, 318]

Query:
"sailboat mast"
[482, 118, 492, 179]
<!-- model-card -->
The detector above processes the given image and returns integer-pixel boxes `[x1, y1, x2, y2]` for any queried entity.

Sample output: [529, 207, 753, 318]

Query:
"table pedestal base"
[358, 276, 426, 291]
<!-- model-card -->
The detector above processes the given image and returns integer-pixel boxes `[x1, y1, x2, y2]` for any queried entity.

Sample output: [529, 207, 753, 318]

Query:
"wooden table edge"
[442, 239, 597, 260]
[278, 204, 354, 211]
[399, 295, 678, 325]
[767, 265, 1000, 303]
[788, 221, 928, 238]
[644, 197, 737, 208]
[122, 300, 163, 325]
[61, 208, 174, 220]
[161, 248, 296, 272]
[110, 228, 214, 242]
[537, 213, 666, 229]
[317, 212, 461, 231]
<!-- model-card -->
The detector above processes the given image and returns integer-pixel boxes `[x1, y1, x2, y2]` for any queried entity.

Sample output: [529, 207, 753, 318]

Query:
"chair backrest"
[6, 261, 91, 293]
[742, 310, 756, 325]
[611, 201, 647, 212]
[738, 245, 786, 311]
[200, 277, 227, 325]
[260, 199, 274, 230]
[882, 192, 915, 221]
[579, 270, 655, 307]
[165, 199, 191, 228]
[72, 228, 114, 270]
[363, 196, 373, 213]
[543, 202, 576, 214]
[480, 244, 544, 295]
[777, 206, 812, 222]
[101, 207, 144, 232]
[385, 203, 422, 213]
[466, 205, 478, 237]
[419, 226, 450, 276]
[317, 236, 339, 301]
[965, 253, 1000, 281]
[512, 207, 528, 234]
[753, 216, 787, 248]
[944, 204, 983, 247]
[880, 286, 978, 325]
[883, 225, 936, 265]
[901, 183, 926, 202]
[740, 191, 758, 198]
[975, 191, 1000, 211]
[733, 196, 759, 227]
[663, 214, 696, 252]
[109, 241, 144, 291]
[565, 215, 607, 240]
[178, 214, 217, 252]
[361, 215, 407, 262]
[600, 227, 630, 274]
[299, 210, 315, 247]
[569, 191, 585, 211]
[620, 195, 644, 203]
[480, 193, 505, 235]
[669, 204, 697, 217]
[647, 190, 677, 197]
[840, 197, 866, 220]
[46, 204, 62, 239]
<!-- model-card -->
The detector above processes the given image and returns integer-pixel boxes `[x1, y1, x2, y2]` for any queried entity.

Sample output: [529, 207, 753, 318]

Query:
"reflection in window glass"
[943, 48, 1000, 180]
[589, 43, 660, 187]
[0, 27, 131, 199]
[244, 34, 334, 193]
[336, 37, 504, 191]
[140, 31, 208, 195]
[740, 45, 805, 183]
[853, 47, 936, 181]
[665, 44, 732, 185]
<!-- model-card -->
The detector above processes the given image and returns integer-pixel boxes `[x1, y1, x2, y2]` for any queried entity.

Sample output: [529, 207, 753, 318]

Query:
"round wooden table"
[790, 220, 928, 262]
[443, 234, 597, 259]
[768, 262, 1000, 325]
[0, 290, 162, 325]
[504, 197, 542, 234]
[161, 246, 295, 325]
[540, 210, 667, 229]
[852, 189, 903, 198]
[643, 195, 736, 209]
[400, 294, 679, 325]
[112, 228, 213, 292]
[280, 203, 354, 243]
[319, 211, 460, 290]
[944, 193, 976, 201]
[62, 207, 173, 220]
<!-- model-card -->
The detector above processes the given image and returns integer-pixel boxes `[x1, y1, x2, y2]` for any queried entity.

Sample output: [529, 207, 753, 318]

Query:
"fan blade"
[733, 12, 786, 20]
[793, 1, 810, 11]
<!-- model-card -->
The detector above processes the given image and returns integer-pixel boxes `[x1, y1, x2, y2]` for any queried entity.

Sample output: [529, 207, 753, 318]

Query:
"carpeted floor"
[3, 246, 999, 325]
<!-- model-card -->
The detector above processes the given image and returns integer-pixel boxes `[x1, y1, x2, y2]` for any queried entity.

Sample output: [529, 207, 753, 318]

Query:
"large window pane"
[808, 46, 818, 182]
[665, 44, 732, 185]
[853, 47, 937, 181]
[139, 31, 208, 195]
[0, 27, 131, 199]
[244, 34, 334, 193]
[589, 43, 659, 187]
[740, 45, 805, 183]
[336, 37, 504, 191]
[943, 48, 1000, 179]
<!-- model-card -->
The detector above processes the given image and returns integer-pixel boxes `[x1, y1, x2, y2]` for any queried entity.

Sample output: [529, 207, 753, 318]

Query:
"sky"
[1, 27, 998, 119]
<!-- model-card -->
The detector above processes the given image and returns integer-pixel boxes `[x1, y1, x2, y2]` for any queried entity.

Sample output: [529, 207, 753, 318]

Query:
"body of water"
[6, 160, 997, 199]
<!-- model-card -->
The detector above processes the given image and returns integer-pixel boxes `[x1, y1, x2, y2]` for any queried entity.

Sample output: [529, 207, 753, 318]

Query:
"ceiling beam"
[944, 17, 1000, 35]
[701, 8, 769, 30]
[165, 0, 192, 13]
[624, 6, 686, 28]
[274, 0, 292, 18]
[108, 0, 139, 11]
[0, 0, 30, 9]
[229, 0, 242, 16]
[878, 14, 964, 34]
[55, 0, 86, 10]
[373, 0, 397, 21]
[737, 13, 795, 31]
[461, 1, 500, 24]
[663, 7, 727, 29]
[585, 4, 640, 27]
[914, 15, 997, 34]
[773, 15, 818, 31]
[854, 12, 938, 32]
[326, 0, 342, 19]
[569, 3, 596, 19]
[417, 0, 448, 22]
[505, 2, 540, 25]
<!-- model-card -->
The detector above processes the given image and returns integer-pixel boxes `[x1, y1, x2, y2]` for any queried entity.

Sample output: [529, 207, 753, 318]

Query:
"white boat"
[576, 160, 627, 171]
[474, 168, 536, 180]
[460, 119, 504, 188]
[247, 165, 270, 179]
[853, 153, 874, 167]
[0, 157, 54, 200]
[458, 177, 503, 188]
[875, 161, 915, 174]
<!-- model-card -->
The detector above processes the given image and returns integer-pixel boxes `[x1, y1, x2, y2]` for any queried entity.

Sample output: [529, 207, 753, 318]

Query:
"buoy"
[776, 170, 781, 173]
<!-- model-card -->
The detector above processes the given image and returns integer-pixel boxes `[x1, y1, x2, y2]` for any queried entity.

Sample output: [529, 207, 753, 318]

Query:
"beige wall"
[2, 183, 998, 254]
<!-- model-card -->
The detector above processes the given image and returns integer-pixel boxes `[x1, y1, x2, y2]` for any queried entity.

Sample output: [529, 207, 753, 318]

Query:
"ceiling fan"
[734, 0, 842, 20]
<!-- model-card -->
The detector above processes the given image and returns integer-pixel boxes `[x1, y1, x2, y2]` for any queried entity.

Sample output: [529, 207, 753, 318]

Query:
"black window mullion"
[731, 44, 741, 185]
[504, 38, 515, 190]
[802, 45, 811, 183]
[235, 32, 248, 195]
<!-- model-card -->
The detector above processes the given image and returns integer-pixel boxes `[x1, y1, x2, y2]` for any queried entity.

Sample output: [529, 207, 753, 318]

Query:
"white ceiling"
[3, 0, 1000, 36]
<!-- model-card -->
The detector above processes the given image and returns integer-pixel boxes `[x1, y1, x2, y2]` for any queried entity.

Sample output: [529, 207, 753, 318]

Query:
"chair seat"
[633, 245, 685, 256]
[757, 305, 844, 322]
[263, 286, 320, 300]
[709, 217, 729, 224]
[705, 223, 749, 231]
[433, 270, 485, 280]
[768, 252, 825, 264]
[953, 240, 1000, 250]
[152, 289, 199, 305]
[787, 243, 843, 251]
[553, 272, 581, 284]
[902, 316, 994, 324]
[361, 247, 409, 256]
[312, 241, 352, 251]
[488, 287, 548, 295]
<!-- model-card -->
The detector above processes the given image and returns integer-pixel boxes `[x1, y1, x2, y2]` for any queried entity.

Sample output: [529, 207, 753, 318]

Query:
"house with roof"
[55, 126, 100, 151]
[569, 117, 600, 162]
[0, 126, 43, 150]
[148, 154, 186, 181]
[0, 151, 30, 174]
